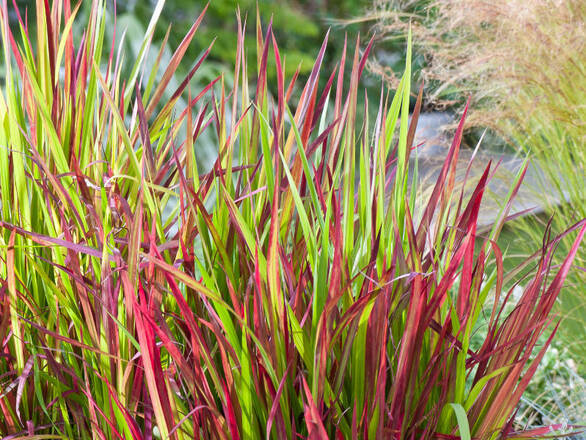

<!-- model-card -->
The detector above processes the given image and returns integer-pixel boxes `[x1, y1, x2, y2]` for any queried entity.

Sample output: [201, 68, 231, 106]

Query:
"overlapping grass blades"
[364, 0, 586, 380]
[0, 1, 584, 438]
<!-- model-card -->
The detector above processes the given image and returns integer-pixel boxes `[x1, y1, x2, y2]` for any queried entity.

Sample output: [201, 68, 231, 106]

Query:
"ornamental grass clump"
[364, 0, 586, 377]
[0, 1, 585, 439]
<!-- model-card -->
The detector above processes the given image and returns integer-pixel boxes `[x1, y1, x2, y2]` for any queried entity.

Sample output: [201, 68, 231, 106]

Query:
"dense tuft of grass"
[362, 0, 586, 377]
[0, 1, 584, 438]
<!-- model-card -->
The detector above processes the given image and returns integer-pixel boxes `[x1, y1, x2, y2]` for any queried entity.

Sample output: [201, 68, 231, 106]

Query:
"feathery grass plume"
[0, 1, 584, 438]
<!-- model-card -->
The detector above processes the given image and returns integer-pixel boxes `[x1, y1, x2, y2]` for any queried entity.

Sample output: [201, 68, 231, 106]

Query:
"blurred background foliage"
[108, 0, 371, 86]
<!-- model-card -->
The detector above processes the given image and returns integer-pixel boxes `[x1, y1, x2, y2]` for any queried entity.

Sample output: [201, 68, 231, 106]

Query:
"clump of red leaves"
[0, 1, 584, 439]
